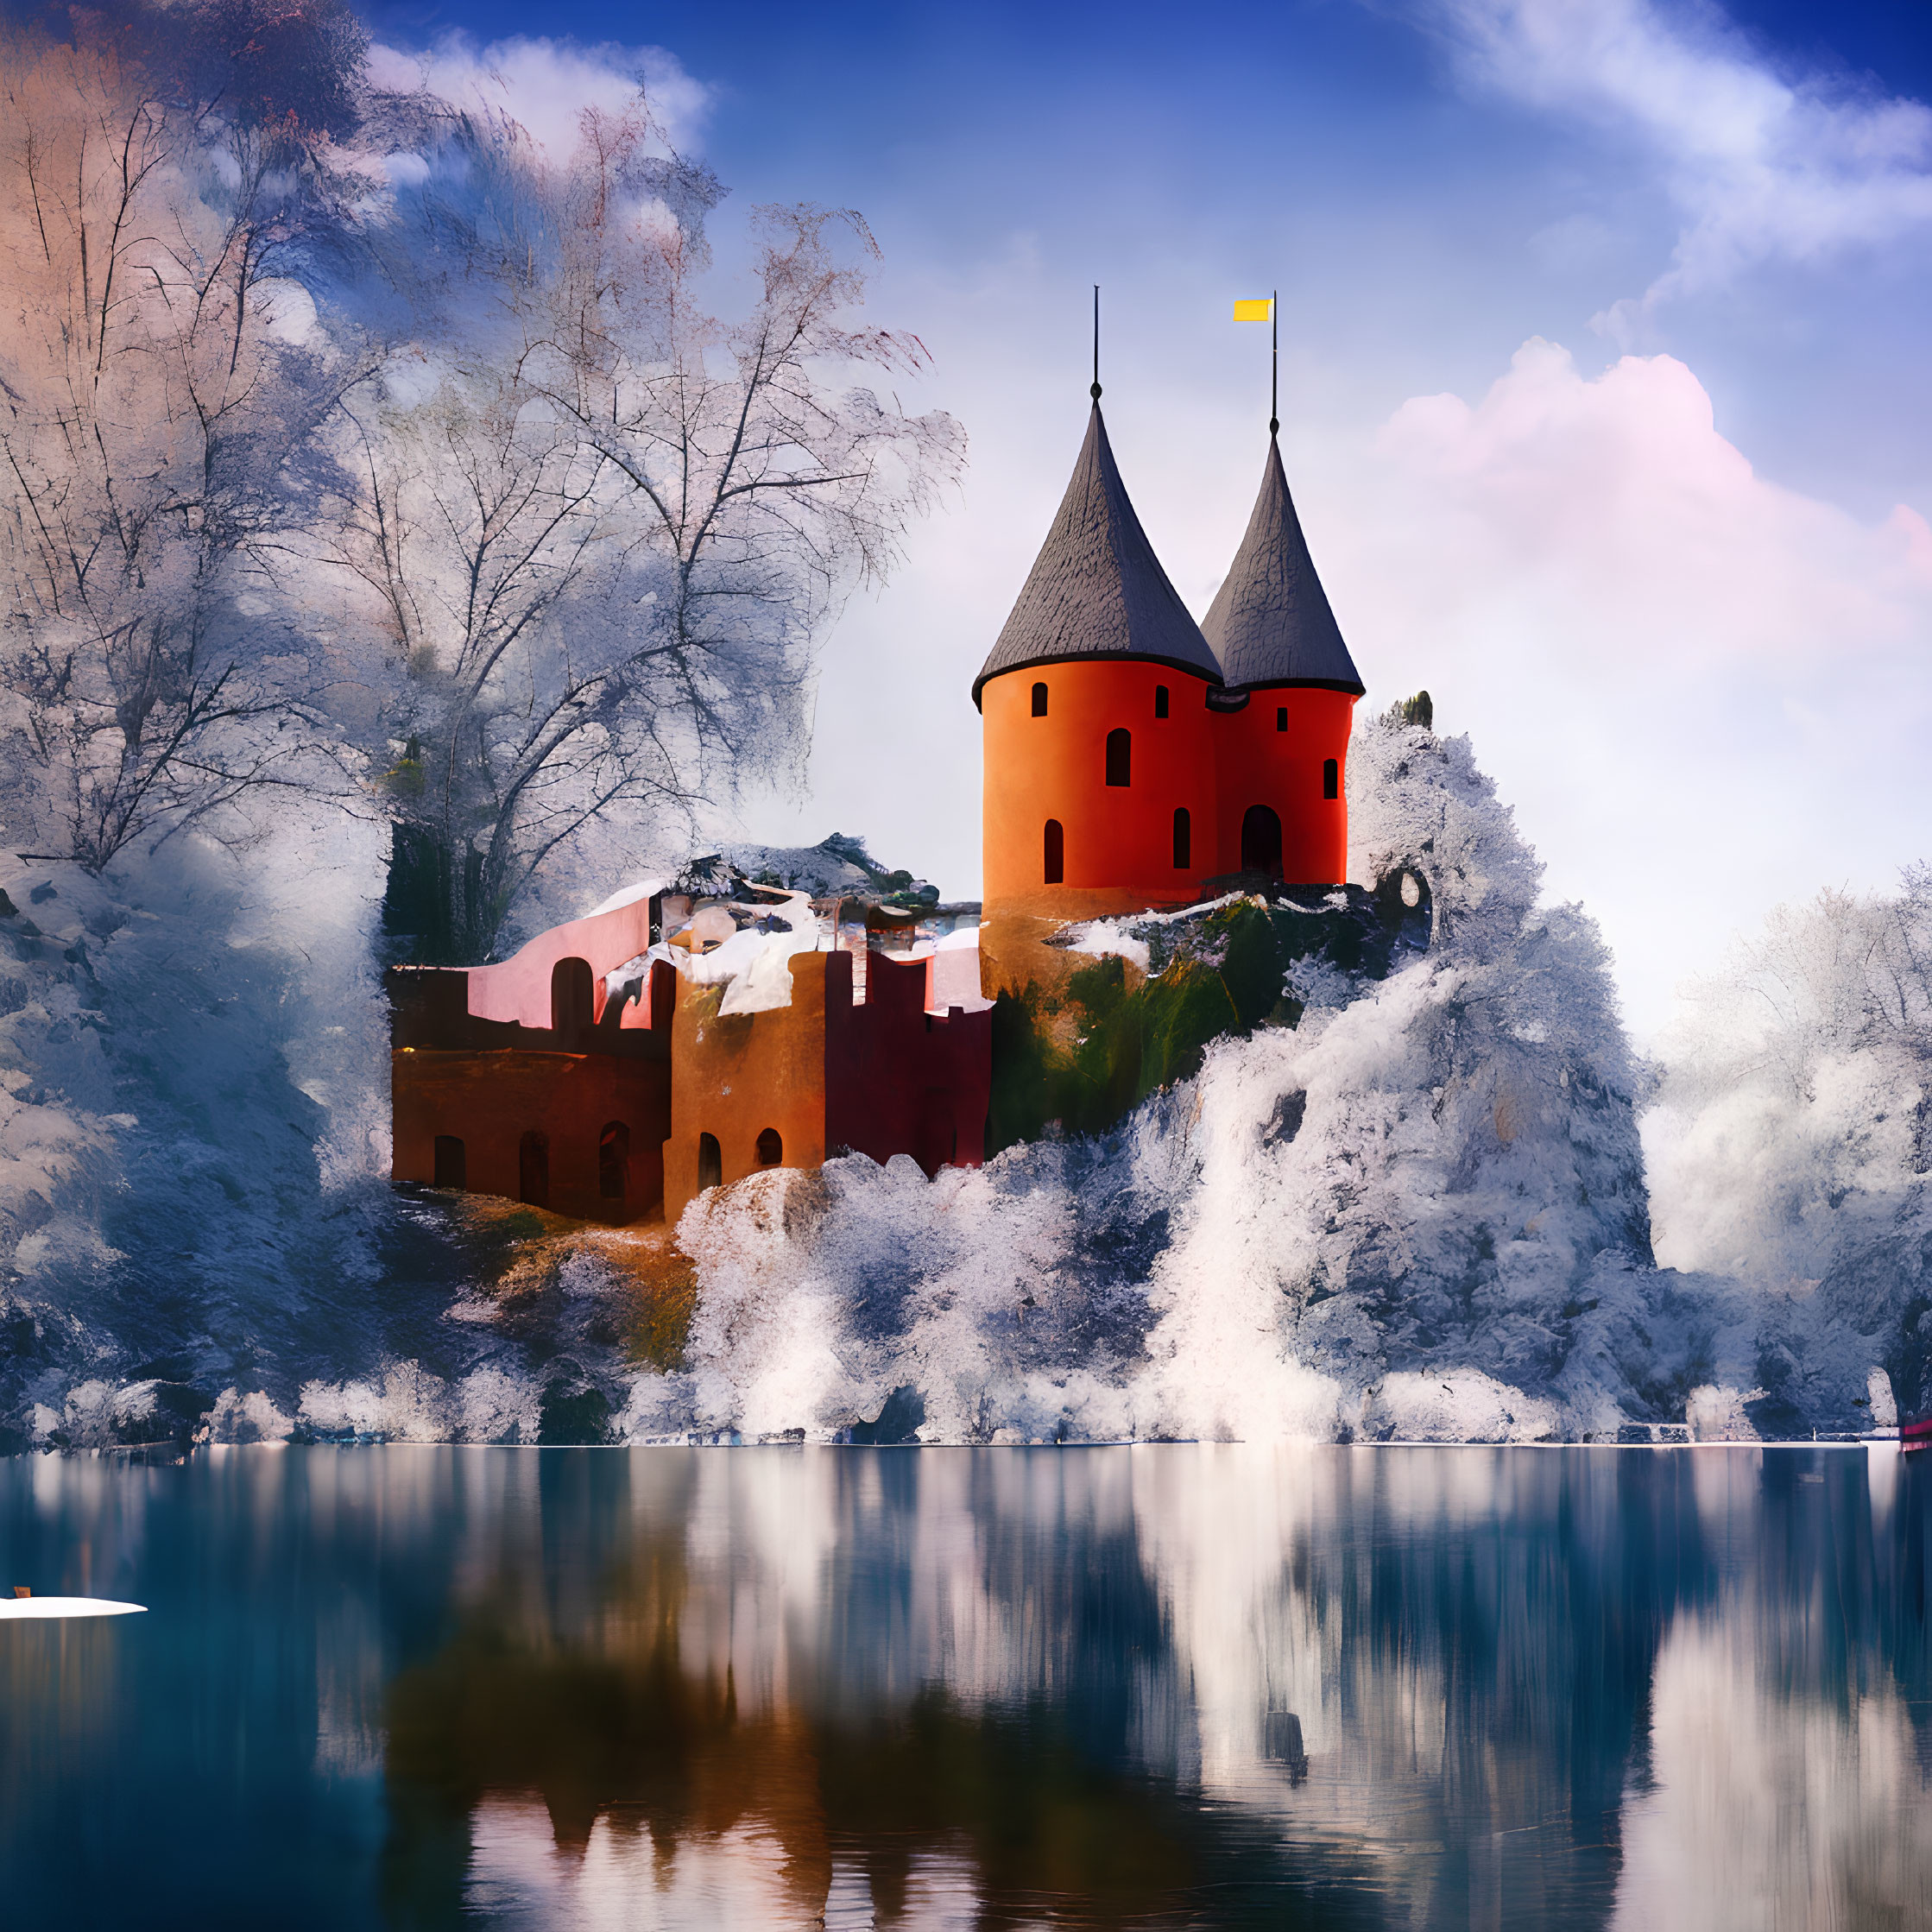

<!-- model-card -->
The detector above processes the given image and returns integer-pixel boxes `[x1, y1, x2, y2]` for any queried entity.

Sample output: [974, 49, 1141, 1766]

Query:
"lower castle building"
[389, 884, 993, 1225]
[390, 393, 1367, 1222]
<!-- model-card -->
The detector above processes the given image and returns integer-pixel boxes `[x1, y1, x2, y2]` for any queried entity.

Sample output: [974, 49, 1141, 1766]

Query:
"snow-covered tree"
[1649, 870, 1932, 1418]
[0, 9, 363, 870]
[344, 101, 964, 963]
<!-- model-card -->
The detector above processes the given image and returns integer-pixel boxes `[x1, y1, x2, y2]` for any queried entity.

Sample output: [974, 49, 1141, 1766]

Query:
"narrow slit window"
[1323, 757, 1339, 800]
[1031, 681, 1048, 717]
[1172, 807, 1191, 869]
[1276, 706, 1288, 733]
[1043, 818, 1064, 885]
[1105, 729, 1131, 787]
[1154, 685, 1169, 718]
[598, 1121, 628, 1200]
[518, 1130, 550, 1209]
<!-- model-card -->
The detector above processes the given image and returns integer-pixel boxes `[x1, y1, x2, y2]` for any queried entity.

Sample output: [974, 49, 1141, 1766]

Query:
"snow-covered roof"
[973, 404, 1223, 707]
[1200, 435, 1364, 696]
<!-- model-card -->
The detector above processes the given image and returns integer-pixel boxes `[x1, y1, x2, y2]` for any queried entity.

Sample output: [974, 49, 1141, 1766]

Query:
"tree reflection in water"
[2, 1443, 1929, 1929]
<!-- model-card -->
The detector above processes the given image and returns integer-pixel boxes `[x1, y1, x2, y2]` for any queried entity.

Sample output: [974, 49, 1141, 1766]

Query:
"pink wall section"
[463, 894, 659, 1030]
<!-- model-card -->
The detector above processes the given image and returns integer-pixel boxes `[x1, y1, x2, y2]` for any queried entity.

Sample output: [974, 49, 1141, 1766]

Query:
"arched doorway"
[755, 1127, 783, 1166]
[1241, 805, 1283, 878]
[697, 1132, 722, 1191]
[432, 1135, 465, 1189]
[518, 1130, 550, 1208]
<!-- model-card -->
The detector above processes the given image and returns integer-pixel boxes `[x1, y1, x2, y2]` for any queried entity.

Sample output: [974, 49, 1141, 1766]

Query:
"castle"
[388, 396, 1365, 1223]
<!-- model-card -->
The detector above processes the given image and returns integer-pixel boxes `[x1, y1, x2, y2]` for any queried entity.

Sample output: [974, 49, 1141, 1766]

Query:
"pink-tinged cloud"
[1323, 337, 1932, 1033]
[1374, 338, 1932, 663]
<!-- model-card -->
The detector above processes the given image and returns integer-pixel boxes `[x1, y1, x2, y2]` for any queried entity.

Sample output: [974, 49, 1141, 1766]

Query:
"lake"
[2, 1444, 1928, 1929]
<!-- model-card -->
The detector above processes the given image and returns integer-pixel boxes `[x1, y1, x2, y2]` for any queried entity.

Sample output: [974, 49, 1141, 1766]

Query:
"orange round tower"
[976, 404, 1224, 925]
[1202, 433, 1364, 886]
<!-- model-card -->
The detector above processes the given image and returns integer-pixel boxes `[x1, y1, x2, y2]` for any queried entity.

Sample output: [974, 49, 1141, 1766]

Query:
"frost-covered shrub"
[0, 834, 401, 1449]
[1348, 705, 1545, 962]
[655, 1121, 1196, 1444]
[1648, 873, 1932, 1423]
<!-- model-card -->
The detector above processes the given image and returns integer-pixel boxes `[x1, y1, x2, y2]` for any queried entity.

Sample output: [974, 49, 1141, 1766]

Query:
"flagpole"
[1270, 288, 1279, 438]
[1091, 286, 1102, 401]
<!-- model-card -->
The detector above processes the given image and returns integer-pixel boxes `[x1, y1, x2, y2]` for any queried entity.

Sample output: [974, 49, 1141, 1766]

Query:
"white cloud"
[365, 35, 710, 163]
[1323, 336, 1932, 1033]
[252, 277, 318, 347]
[1423, 0, 1932, 325]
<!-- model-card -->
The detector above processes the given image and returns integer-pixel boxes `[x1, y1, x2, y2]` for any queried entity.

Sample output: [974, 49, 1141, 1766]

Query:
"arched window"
[1043, 818, 1064, 885]
[1323, 757, 1339, 800]
[598, 1121, 628, 1200]
[1105, 729, 1131, 787]
[1172, 807, 1191, 869]
[755, 1127, 783, 1166]
[433, 1135, 465, 1190]
[518, 1130, 550, 1209]
[1276, 706, 1288, 733]
[1241, 805, 1284, 879]
[1153, 685, 1170, 718]
[697, 1132, 722, 1191]
[1031, 681, 1048, 717]
[550, 956, 595, 1033]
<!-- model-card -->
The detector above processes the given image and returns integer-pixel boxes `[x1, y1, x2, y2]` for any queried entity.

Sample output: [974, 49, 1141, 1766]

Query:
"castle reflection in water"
[3, 1444, 1929, 1929]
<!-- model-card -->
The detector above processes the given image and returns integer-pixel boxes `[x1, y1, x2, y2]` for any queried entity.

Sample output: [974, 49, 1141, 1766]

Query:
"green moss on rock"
[989, 889, 1400, 1153]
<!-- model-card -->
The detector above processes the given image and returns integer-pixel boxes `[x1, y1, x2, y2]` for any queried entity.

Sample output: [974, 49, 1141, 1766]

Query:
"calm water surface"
[2, 1443, 1929, 1929]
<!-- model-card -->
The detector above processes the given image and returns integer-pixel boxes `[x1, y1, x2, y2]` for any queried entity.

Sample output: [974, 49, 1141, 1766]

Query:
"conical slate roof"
[973, 404, 1222, 708]
[1201, 436, 1364, 695]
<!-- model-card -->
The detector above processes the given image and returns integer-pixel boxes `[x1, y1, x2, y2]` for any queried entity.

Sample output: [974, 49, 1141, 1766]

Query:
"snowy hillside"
[643, 710, 1771, 1447]
[0, 710, 1918, 1448]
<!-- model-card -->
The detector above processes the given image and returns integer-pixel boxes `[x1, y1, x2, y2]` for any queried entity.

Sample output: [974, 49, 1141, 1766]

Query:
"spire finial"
[1269, 287, 1279, 438]
[1090, 285, 1102, 401]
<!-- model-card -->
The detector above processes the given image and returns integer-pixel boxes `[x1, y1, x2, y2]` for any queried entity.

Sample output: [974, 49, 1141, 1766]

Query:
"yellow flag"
[1233, 298, 1272, 321]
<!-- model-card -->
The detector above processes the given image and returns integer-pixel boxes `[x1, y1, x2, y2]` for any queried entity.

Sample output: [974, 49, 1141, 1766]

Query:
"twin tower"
[975, 401, 1366, 958]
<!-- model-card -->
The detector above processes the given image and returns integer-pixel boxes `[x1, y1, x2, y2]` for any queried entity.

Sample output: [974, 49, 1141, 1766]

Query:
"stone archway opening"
[1241, 805, 1283, 878]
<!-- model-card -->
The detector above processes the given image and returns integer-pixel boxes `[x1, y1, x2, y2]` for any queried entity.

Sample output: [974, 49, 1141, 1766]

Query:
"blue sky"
[363, 0, 1932, 1033]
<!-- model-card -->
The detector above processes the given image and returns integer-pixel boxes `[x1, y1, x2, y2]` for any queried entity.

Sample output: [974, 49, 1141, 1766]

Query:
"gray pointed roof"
[1201, 436, 1364, 696]
[973, 404, 1222, 708]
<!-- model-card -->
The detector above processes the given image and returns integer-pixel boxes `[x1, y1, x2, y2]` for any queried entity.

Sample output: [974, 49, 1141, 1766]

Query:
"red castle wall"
[1209, 685, 1355, 885]
[661, 949, 991, 1225]
[982, 665, 1359, 936]
[981, 660, 1220, 922]
[395, 944, 992, 1229]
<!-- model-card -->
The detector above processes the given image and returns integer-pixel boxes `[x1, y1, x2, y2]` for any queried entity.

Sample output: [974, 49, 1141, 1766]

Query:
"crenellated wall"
[392, 943, 991, 1228]
[662, 949, 992, 1225]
